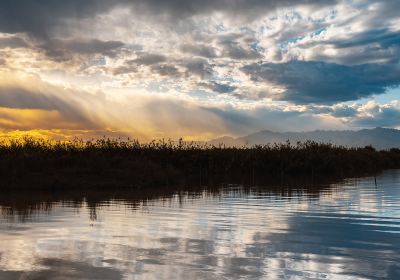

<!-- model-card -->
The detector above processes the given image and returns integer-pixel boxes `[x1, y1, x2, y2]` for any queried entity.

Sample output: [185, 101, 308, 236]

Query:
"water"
[0, 171, 400, 279]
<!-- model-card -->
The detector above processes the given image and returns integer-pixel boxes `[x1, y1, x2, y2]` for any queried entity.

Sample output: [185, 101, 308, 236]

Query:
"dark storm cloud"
[56, 39, 124, 54]
[185, 59, 214, 79]
[180, 44, 217, 58]
[220, 41, 262, 60]
[130, 53, 167, 65]
[242, 61, 400, 104]
[112, 65, 138, 75]
[125, 0, 335, 21]
[0, 0, 335, 39]
[38, 39, 125, 60]
[150, 64, 180, 77]
[364, 0, 400, 22]
[0, 0, 117, 38]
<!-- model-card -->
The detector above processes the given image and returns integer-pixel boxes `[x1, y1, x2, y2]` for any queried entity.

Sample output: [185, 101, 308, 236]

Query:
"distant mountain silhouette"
[209, 127, 400, 149]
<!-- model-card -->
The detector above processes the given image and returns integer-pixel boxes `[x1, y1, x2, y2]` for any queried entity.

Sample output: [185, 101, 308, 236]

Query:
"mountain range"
[209, 127, 400, 149]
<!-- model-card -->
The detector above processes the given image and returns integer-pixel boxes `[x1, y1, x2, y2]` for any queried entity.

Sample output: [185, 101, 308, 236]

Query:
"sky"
[0, 0, 399, 141]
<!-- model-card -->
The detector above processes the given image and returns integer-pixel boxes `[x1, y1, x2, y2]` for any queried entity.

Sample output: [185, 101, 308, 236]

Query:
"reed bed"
[1, 137, 399, 189]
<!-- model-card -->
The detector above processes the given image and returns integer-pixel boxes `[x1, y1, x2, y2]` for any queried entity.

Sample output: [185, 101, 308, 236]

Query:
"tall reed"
[1, 137, 399, 189]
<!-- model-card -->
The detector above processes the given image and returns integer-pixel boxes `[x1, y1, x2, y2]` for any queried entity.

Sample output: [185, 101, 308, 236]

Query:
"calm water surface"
[0, 170, 400, 279]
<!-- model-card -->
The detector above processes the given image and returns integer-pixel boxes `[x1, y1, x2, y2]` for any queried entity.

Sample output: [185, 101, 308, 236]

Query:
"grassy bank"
[1, 137, 400, 189]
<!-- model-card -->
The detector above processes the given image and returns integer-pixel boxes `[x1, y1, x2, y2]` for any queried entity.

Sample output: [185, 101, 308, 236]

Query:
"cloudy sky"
[0, 0, 399, 140]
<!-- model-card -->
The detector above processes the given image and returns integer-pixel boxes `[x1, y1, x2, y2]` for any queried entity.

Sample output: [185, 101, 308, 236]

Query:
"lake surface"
[0, 171, 400, 280]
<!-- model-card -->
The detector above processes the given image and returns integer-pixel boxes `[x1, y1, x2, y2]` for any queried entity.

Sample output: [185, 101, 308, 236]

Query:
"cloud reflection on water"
[0, 171, 400, 279]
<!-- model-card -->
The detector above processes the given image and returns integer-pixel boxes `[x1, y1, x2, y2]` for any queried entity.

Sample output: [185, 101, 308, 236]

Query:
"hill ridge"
[209, 127, 400, 149]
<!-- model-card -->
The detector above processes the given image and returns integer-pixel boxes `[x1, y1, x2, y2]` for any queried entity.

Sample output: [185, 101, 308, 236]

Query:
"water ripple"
[0, 170, 399, 279]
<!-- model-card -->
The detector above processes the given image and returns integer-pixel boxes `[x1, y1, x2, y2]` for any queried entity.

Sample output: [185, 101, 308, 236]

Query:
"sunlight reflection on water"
[0, 171, 400, 279]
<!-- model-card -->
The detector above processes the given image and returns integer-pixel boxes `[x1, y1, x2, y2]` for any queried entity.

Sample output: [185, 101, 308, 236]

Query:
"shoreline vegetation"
[1, 137, 400, 190]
